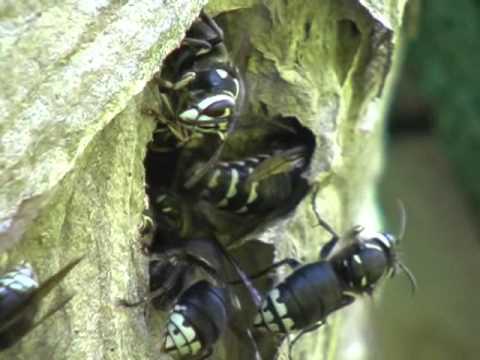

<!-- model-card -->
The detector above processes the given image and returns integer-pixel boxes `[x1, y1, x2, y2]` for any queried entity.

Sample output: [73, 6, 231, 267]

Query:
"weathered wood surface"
[0, 0, 407, 359]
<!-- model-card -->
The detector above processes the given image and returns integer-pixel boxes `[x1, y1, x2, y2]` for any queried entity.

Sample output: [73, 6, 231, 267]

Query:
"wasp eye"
[201, 99, 233, 118]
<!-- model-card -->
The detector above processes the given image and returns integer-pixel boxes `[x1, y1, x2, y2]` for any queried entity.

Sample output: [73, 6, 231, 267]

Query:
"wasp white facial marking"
[224, 90, 236, 98]
[197, 48, 210, 56]
[222, 108, 231, 117]
[365, 243, 383, 252]
[233, 78, 240, 98]
[377, 234, 393, 248]
[198, 114, 214, 121]
[179, 108, 199, 121]
[358, 228, 383, 243]
[353, 255, 362, 265]
[197, 94, 235, 113]
[216, 69, 228, 79]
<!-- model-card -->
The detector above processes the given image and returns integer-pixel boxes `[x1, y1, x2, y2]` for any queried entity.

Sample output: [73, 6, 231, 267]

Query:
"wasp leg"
[143, 106, 183, 152]
[146, 93, 192, 149]
[181, 37, 214, 53]
[118, 264, 189, 309]
[149, 249, 226, 288]
[229, 258, 302, 285]
[199, 9, 224, 41]
[229, 324, 263, 360]
[287, 321, 325, 360]
[139, 214, 155, 237]
[152, 73, 176, 90]
[183, 139, 225, 189]
[156, 93, 189, 142]
[311, 185, 340, 259]
[197, 347, 213, 360]
[157, 71, 196, 92]
[157, 93, 177, 119]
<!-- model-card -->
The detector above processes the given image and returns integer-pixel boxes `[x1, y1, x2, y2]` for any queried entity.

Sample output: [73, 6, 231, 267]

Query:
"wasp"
[156, 236, 263, 360]
[184, 145, 309, 215]
[162, 280, 244, 360]
[149, 10, 244, 153]
[250, 193, 415, 359]
[125, 238, 262, 360]
[0, 257, 82, 350]
[123, 192, 262, 359]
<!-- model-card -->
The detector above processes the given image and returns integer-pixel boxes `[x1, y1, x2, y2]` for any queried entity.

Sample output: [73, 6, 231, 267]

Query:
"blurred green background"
[369, 1, 480, 359]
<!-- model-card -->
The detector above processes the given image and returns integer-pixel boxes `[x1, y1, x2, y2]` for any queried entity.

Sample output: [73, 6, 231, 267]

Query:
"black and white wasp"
[0, 257, 82, 350]
[250, 193, 415, 359]
[149, 10, 244, 152]
[184, 145, 309, 215]
[123, 192, 262, 360]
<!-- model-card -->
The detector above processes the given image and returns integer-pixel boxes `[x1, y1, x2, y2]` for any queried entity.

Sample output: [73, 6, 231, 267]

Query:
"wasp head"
[178, 67, 241, 130]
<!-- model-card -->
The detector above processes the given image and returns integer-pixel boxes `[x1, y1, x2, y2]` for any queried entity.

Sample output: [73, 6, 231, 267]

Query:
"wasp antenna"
[398, 262, 417, 296]
[288, 322, 324, 360]
[311, 184, 339, 239]
[396, 198, 407, 241]
[246, 328, 263, 360]
[211, 237, 262, 307]
[184, 141, 226, 189]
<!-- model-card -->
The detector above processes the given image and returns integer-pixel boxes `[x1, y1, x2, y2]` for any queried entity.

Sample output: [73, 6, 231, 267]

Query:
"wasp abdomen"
[163, 281, 228, 359]
[198, 154, 291, 213]
[0, 263, 38, 323]
[254, 262, 345, 334]
[0, 263, 39, 350]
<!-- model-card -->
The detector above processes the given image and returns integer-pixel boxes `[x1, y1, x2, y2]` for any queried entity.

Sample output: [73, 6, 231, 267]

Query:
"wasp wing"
[0, 256, 83, 334]
[245, 146, 307, 188]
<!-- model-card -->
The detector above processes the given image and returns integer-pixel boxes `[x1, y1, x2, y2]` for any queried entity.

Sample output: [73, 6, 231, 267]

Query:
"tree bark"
[0, 0, 407, 359]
